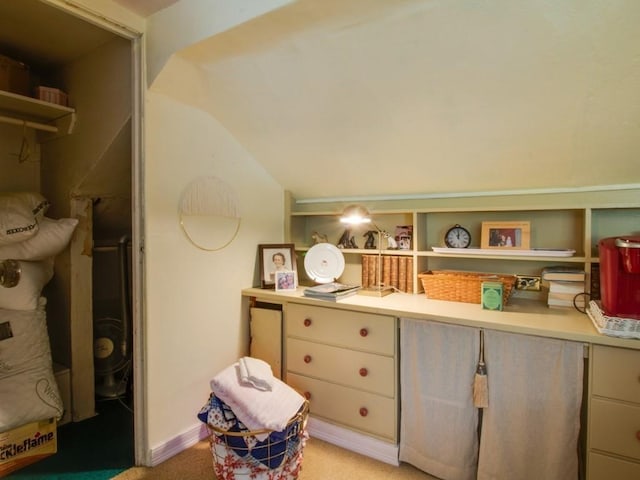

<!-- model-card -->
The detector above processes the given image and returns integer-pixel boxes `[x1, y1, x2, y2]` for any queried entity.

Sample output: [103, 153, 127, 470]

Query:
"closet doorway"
[0, 0, 144, 470]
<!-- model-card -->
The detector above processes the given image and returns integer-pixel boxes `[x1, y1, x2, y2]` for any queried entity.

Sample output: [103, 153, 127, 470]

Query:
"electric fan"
[94, 317, 128, 398]
[93, 234, 131, 398]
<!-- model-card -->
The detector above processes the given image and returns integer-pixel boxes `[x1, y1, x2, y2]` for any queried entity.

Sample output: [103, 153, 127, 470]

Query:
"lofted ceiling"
[3, 1, 639, 202]
[173, 0, 640, 201]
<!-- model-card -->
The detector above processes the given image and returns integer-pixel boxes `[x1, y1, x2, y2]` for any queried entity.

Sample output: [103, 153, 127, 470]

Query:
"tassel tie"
[473, 329, 489, 408]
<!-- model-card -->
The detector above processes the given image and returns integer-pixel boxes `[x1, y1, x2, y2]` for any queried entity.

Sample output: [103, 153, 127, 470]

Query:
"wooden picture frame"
[481, 221, 530, 250]
[259, 243, 297, 288]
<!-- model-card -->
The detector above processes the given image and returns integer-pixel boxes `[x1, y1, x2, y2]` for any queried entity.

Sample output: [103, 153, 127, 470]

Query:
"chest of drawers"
[284, 302, 398, 442]
[588, 345, 640, 479]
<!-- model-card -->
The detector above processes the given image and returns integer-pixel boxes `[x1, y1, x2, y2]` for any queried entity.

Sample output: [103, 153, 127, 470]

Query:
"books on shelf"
[549, 281, 585, 294]
[541, 266, 586, 282]
[548, 292, 586, 308]
[361, 254, 413, 293]
[543, 268, 586, 308]
[303, 282, 361, 301]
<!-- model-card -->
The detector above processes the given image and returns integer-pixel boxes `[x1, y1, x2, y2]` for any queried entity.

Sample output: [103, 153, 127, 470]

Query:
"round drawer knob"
[304, 318, 312, 327]
[304, 391, 312, 400]
[304, 355, 312, 364]
[359, 367, 368, 377]
[360, 328, 368, 337]
[359, 407, 368, 417]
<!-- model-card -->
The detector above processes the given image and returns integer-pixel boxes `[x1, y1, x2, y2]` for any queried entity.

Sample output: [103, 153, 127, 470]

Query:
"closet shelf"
[0, 89, 76, 136]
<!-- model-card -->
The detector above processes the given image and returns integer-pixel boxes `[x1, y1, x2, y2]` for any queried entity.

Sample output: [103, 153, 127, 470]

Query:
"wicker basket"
[418, 270, 517, 306]
[206, 399, 309, 480]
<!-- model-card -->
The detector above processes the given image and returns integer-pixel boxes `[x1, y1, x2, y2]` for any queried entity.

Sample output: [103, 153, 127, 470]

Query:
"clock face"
[445, 224, 471, 248]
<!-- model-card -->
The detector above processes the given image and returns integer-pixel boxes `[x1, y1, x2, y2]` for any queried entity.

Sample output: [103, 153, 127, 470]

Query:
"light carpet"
[113, 437, 438, 479]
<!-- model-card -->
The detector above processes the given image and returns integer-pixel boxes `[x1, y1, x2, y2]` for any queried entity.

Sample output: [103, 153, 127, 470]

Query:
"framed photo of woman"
[259, 243, 297, 288]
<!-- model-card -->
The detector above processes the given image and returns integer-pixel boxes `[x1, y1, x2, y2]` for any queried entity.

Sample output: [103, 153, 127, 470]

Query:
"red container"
[598, 236, 640, 319]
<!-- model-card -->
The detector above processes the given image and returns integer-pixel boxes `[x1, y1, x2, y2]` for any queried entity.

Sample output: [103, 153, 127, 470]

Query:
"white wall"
[144, 86, 283, 456]
[142, 1, 287, 457]
[0, 125, 39, 192]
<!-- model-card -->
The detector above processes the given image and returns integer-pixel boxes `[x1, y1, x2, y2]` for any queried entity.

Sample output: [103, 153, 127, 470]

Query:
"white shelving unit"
[286, 189, 640, 296]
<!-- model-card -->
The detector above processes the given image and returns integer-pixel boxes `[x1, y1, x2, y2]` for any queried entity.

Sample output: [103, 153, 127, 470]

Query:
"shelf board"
[296, 246, 414, 255]
[0, 89, 76, 136]
[420, 250, 587, 263]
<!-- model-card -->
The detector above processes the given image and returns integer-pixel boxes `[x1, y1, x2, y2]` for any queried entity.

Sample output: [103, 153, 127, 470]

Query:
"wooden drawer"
[592, 345, 640, 403]
[286, 303, 395, 355]
[286, 372, 397, 441]
[590, 397, 640, 461]
[286, 337, 395, 397]
[588, 452, 640, 480]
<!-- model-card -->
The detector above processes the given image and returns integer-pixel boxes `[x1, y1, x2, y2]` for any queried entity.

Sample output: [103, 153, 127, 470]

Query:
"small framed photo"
[259, 243, 297, 289]
[395, 225, 413, 250]
[481, 221, 530, 250]
[275, 270, 297, 291]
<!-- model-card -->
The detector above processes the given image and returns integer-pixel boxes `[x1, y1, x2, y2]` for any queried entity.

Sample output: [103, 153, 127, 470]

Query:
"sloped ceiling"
[175, 0, 640, 201]
[111, 0, 180, 17]
[0, 0, 117, 68]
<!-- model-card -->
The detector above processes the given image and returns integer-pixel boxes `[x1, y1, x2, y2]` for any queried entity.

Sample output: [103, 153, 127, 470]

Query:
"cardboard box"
[0, 54, 30, 96]
[0, 418, 57, 478]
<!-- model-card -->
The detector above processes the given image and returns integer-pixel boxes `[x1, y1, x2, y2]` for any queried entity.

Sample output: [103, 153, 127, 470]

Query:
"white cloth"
[210, 362, 305, 441]
[399, 319, 479, 480]
[477, 330, 583, 480]
[238, 356, 273, 391]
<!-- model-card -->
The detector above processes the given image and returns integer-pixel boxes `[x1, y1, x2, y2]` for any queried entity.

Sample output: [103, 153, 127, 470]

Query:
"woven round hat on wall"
[179, 176, 241, 251]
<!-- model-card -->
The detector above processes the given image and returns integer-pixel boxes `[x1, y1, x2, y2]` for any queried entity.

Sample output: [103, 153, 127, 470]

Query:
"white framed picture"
[275, 270, 297, 291]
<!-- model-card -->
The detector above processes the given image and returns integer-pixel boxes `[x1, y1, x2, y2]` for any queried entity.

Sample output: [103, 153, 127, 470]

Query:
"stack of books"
[541, 266, 586, 308]
[303, 282, 361, 301]
[361, 254, 413, 293]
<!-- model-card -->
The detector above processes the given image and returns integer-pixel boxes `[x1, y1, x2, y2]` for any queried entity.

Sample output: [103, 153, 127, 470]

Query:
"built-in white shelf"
[0, 89, 76, 136]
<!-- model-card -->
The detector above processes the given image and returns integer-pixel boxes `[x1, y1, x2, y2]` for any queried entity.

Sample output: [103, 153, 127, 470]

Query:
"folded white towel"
[238, 356, 273, 391]
[210, 362, 305, 441]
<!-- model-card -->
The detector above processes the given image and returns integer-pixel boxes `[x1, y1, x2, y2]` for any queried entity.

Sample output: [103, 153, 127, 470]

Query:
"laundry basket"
[200, 394, 309, 480]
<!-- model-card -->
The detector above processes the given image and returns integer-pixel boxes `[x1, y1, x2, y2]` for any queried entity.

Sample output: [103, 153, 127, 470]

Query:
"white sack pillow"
[0, 217, 78, 260]
[0, 259, 54, 310]
[0, 302, 64, 430]
[0, 192, 50, 246]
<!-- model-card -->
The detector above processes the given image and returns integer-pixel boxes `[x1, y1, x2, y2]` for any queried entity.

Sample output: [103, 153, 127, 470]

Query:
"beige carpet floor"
[113, 437, 438, 479]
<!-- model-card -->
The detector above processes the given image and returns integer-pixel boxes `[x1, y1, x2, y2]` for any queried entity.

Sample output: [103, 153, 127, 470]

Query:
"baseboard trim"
[149, 422, 209, 466]
[148, 417, 399, 467]
[307, 417, 399, 466]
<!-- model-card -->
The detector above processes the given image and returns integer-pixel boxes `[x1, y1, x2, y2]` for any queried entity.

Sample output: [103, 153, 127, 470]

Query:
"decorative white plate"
[304, 243, 345, 284]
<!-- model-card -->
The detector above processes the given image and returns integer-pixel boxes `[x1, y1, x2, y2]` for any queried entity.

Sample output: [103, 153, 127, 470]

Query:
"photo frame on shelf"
[481, 221, 530, 250]
[259, 243, 297, 289]
[275, 270, 297, 291]
[395, 225, 413, 250]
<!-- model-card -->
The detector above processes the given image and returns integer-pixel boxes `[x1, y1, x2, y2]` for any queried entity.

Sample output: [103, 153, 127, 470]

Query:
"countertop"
[242, 287, 640, 350]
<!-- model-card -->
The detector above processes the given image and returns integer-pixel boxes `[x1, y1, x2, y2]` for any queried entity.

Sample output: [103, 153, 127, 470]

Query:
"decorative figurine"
[382, 231, 398, 249]
[337, 228, 358, 249]
[363, 230, 377, 249]
[311, 231, 328, 244]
